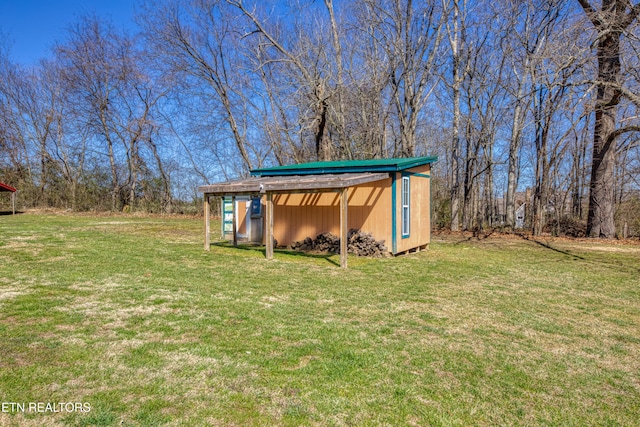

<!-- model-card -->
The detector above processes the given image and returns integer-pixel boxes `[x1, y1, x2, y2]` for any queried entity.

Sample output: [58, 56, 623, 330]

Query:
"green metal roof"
[251, 156, 437, 177]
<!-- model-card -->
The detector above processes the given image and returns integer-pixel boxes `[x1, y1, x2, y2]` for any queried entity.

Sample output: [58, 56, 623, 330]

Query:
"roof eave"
[251, 156, 438, 177]
[199, 172, 390, 195]
[252, 165, 393, 177]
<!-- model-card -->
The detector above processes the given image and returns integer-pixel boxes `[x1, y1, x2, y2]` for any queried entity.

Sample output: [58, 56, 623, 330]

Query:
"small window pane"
[402, 177, 410, 236]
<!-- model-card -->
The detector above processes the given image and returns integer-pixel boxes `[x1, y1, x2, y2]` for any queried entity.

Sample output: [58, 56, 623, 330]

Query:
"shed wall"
[272, 178, 393, 247]
[270, 164, 431, 253]
[237, 200, 248, 237]
[394, 164, 431, 253]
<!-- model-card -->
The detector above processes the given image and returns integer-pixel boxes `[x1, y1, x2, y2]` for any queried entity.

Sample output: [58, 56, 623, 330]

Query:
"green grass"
[1, 213, 639, 426]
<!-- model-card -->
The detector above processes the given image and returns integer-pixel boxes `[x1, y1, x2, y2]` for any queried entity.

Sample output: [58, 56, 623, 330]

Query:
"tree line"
[1, 0, 639, 237]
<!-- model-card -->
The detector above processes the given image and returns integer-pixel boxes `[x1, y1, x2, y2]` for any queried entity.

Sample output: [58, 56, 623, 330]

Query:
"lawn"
[0, 213, 639, 426]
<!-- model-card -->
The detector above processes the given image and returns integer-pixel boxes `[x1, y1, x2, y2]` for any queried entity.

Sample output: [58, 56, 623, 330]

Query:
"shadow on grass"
[0, 211, 22, 216]
[448, 231, 640, 274]
[517, 234, 586, 260]
[453, 230, 496, 244]
[449, 230, 586, 260]
[209, 241, 340, 267]
[519, 234, 640, 275]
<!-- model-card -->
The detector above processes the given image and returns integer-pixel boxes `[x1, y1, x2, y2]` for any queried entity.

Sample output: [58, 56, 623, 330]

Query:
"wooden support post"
[265, 192, 274, 260]
[340, 187, 348, 268]
[204, 194, 210, 251]
[11, 192, 15, 215]
[231, 195, 237, 247]
[221, 196, 227, 238]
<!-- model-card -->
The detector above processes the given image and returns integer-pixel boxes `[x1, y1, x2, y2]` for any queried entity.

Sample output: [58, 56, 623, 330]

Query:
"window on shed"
[402, 176, 410, 237]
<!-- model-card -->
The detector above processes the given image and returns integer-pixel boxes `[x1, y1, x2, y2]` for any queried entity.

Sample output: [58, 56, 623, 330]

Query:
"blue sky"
[0, 0, 138, 65]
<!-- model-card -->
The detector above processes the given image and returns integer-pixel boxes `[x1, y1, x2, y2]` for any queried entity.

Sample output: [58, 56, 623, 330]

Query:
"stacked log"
[347, 229, 388, 257]
[290, 229, 388, 257]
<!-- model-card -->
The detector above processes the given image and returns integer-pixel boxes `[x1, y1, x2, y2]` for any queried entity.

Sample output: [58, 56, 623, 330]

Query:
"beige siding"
[273, 178, 393, 247]
[263, 164, 431, 254]
[395, 164, 431, 253]
[236, 200, 248, 236]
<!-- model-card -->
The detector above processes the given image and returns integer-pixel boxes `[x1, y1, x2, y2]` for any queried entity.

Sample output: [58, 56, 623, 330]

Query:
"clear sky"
[0, 0, 138, 65]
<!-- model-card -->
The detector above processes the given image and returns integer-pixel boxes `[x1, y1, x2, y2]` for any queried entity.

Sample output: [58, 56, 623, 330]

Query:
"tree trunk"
[532, 83, 554, 237]
[485, 143, 494, 228]
[450, 0, 461, 232]
[505, 83, 526, 229]
[315, 96, 331, 161]
[579, 0, 640, 238]
[107, 138, 119, 212]
[571, 125, 589, 219]
[587, 97, 617, 237]
[462, 138, 475, 231]
[586, 31, 619, 237]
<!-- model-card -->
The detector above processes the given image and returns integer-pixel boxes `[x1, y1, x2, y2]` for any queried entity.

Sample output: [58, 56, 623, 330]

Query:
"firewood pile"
[290, 229, 388, 257]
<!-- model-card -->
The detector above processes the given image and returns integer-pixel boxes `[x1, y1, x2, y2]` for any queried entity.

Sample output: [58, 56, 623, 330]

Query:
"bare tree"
[229, 0, 346, 161]
[530, 63, 573, 235]
[142, 0, 256, 171]
[459, 37, 507, 231]
[578, 0, 640, 238]
[57, 18, 125, 210]
[341, 1, 395, 159]
[446, 0, 464, 231]
[0, 52, 32, 195]
[502, 0, 566, 230]
[39, 60, 87, 210]
[57, 16, 165, 211]
[363, 0, 449, 158]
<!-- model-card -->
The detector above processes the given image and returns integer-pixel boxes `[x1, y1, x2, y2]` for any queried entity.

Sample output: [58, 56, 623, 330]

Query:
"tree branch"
[577, 0, 602, 28]
[606, 124, 640, 145]
[621, 2, 640, 28]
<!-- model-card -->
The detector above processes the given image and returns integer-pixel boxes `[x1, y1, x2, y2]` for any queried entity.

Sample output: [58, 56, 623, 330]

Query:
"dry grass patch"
[0, 288, 27, 302]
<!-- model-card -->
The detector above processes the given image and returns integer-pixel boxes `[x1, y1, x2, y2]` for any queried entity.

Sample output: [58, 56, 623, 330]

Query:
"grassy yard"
[0, 213, 639, 426]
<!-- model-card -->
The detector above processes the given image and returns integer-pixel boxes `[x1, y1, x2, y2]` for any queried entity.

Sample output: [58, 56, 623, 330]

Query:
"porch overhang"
[198, 172, 390, 268]
[197, 172, 390, 196]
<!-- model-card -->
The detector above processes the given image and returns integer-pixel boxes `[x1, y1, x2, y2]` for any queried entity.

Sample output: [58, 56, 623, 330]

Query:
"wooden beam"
[265, 192, 274, 260]
[11, 192, 15, 215]
[261, 173, 389, 193]
[261, 188, 341, 196]
[197, 172, 389, 196]
[199, 183, 263, 194]
[231, 195, 237, 246]
[340, 187, 348, 268]
[204, 194, 210, 250]
[200, 190, 262, 198]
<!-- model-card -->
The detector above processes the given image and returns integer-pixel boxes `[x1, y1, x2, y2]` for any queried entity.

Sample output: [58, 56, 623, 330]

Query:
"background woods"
[1, 0, 639, 238]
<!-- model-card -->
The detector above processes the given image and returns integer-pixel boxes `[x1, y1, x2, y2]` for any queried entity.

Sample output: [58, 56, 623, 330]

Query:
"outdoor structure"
[198, 156, 437, 268]
[0, 182, 17, 215]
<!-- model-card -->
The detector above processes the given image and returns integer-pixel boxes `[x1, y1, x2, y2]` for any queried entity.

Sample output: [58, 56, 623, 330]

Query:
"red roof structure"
[0, 182, 17, 214]
[0, 182, 17, 192]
